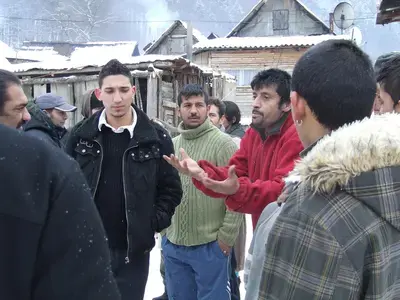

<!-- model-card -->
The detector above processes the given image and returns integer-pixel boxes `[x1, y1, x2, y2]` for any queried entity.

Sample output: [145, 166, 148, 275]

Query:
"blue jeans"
[162, 237, 231, 300]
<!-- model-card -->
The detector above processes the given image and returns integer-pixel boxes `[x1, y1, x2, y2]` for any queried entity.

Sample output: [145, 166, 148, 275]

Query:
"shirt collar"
[98, 106, 137, 138]
[299, 138, 321, 158]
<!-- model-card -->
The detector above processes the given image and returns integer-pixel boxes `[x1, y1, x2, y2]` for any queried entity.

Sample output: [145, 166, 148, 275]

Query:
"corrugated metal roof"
[193, 34, 351, 53]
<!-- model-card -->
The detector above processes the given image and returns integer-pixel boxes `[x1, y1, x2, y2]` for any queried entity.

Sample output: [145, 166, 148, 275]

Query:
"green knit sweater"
[166, 119, 244, 247]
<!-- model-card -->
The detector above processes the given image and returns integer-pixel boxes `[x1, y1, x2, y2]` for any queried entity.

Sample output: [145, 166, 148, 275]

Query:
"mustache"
[252, 109, 264, 116]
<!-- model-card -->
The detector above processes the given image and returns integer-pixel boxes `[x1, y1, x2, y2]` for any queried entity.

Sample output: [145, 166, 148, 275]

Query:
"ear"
[94, 88, 102, 101]
[290, 91, 306, 121]
[177, 106, 181, 118]
[132, 86, 136, 94]
[281, 101, 291, 113]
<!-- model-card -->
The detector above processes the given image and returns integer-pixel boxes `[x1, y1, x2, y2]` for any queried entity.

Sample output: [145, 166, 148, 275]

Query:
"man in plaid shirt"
[258, 39, 400, 299]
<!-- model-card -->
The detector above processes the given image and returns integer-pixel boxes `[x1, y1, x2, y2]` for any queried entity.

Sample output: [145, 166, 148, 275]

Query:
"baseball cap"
[35, 93, 77, 112]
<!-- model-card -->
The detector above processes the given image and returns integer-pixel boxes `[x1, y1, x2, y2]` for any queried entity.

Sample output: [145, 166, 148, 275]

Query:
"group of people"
[0, 38, 400, 300]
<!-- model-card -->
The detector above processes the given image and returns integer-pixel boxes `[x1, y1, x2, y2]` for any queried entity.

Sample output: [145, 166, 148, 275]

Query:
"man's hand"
[201, 165, 240, 196]
[217, 240, 231, 257]
[163, 148, 206, 181]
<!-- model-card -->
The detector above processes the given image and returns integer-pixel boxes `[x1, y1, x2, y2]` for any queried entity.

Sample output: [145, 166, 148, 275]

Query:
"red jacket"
[192, 114, 303, 228]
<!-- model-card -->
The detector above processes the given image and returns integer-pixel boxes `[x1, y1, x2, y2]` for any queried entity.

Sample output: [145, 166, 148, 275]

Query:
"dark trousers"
[229, 251, 241, 300]
[111, 250, 150, 300]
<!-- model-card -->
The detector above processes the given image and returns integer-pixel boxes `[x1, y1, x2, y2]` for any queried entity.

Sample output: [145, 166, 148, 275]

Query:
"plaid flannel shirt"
[257, 166, 400, 300]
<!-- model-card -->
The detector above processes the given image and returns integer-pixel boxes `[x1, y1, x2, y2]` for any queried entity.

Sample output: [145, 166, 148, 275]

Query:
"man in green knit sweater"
[162, 84, 243, 300]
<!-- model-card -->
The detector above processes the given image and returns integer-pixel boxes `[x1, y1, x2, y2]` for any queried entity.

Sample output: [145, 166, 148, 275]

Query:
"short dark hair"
[178, 84, 209, 106]
[207, 97, 225, 117]
[0, 69, 21, 113]
[292, 39, 376, 131]
[374, 52, 400, 76]
[98, 59, 133, 88]
[223, 100, 241, 125]
[251, 69, 291, 106]
[376, 56, 400, 106]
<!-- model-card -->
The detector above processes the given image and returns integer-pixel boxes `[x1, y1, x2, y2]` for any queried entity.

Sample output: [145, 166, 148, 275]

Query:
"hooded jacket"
[80, 89, 96, 119]
[24, 102, 68, 149]
[258, 113, 400, 300]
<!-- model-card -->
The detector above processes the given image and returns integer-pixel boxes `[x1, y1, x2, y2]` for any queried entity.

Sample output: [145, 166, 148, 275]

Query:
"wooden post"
[147, 73, 158, 119]
[186, 21, 193, 62]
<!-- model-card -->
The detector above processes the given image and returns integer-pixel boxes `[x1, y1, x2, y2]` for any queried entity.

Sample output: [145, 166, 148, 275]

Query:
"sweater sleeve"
[193, 133, 302, 215]
[215, 139, 244, 247]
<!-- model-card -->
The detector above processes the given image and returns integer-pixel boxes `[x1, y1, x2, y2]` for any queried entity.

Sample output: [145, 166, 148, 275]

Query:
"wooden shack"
[376, 0, 400, 24]
[12, 55, 236, 128]
[192, 0, 349, 121]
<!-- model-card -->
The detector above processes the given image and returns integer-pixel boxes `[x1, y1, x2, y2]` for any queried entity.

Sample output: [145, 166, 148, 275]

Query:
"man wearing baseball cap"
[24, 93, 77, 149]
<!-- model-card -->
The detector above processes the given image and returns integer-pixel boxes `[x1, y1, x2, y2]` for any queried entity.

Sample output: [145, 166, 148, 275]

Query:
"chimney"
[329, 13, 334, 33]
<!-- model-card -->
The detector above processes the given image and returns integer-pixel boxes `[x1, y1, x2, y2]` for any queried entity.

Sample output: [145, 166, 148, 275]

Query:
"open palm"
[163, 148, 206, 181]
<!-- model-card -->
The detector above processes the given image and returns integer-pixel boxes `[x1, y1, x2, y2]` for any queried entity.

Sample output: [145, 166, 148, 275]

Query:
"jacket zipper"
[92, 139, 104, 198]
[122, 144, 139, 264]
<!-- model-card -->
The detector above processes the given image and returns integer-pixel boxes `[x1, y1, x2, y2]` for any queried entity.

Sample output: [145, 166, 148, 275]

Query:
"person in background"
[66, 59, 182, 300]
[24, 93, 77, 149]
[0, 69, 121, 299]
[372, 52, 400, 114]
[257, 39, 396, 300]
[221, 101, 245, 139]
[162, 84, 243, 300]
[376, 55, 400, 114]
[207, 97, 245, 300]
[207, 97, 225, 128]
[164, 69, 304, 230]
[80, 89, 104, 119]
[0, 69, 31, 128]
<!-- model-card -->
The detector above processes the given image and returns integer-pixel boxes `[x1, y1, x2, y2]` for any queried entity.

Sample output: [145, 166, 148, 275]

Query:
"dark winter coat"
[23, 101, 68, 149]
[225, 123, 245, 138]
[65, 106, 182, 257]
[0, 124, 120, 300]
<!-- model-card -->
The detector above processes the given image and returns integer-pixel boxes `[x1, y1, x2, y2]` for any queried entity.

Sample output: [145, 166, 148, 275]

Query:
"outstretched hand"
[201, 165, 240, 196]
[163, 148, 207, 181]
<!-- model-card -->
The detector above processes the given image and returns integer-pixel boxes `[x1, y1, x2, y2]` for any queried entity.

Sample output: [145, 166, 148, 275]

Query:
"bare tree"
[44, 0, 113, 42]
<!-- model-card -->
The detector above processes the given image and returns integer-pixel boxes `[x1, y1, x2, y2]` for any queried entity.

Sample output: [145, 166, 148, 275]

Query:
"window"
[273, 9, 289, 31]
[224, 69, 261, 86]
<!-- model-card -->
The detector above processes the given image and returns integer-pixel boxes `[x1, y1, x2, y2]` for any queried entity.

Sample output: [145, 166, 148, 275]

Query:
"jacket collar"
[74, 105, 160, 144]
[251, 112, 292, 141]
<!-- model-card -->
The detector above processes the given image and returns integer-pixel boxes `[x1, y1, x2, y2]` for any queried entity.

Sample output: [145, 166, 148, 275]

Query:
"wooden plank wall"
[209, 48, 305, 70]
[235, 86, 253, 120]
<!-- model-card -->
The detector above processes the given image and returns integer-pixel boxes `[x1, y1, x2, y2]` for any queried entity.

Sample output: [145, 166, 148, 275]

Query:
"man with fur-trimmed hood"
[257, 40, 400, 299]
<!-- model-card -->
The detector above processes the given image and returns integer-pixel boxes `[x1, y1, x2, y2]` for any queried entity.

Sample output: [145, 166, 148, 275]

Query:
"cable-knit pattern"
[166, 119, 243, 246]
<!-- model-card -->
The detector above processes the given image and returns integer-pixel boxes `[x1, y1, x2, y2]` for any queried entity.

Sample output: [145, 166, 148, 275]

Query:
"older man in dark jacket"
[0, 124, 121, 300]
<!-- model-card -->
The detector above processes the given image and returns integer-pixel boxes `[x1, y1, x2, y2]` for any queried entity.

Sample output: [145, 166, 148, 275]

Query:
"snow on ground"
[144, 215, 254, 300]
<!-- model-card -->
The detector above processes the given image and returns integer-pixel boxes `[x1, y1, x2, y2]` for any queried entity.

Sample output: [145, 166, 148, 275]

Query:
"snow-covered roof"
[144, 20, 207, 54]
[14, 46, 69, 62]
[226, 0, 331, 37]
[12, 55, 201, 73]
[70, 42, 139, 66]
[0, 55, 12, 70]
[193, 34, 351, 53]
[0, 41, 16, 58]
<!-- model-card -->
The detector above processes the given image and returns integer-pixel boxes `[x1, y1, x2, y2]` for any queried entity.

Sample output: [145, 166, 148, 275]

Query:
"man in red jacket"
[164, 69, 303, 228]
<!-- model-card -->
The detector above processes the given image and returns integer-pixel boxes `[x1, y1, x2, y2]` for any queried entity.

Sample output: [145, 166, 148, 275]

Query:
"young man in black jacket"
[0, 125, 121, 300]
[66, 59, 182, 300]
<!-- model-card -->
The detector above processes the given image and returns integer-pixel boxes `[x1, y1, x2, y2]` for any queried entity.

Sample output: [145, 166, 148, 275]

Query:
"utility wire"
[0, 15, 379, 24]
